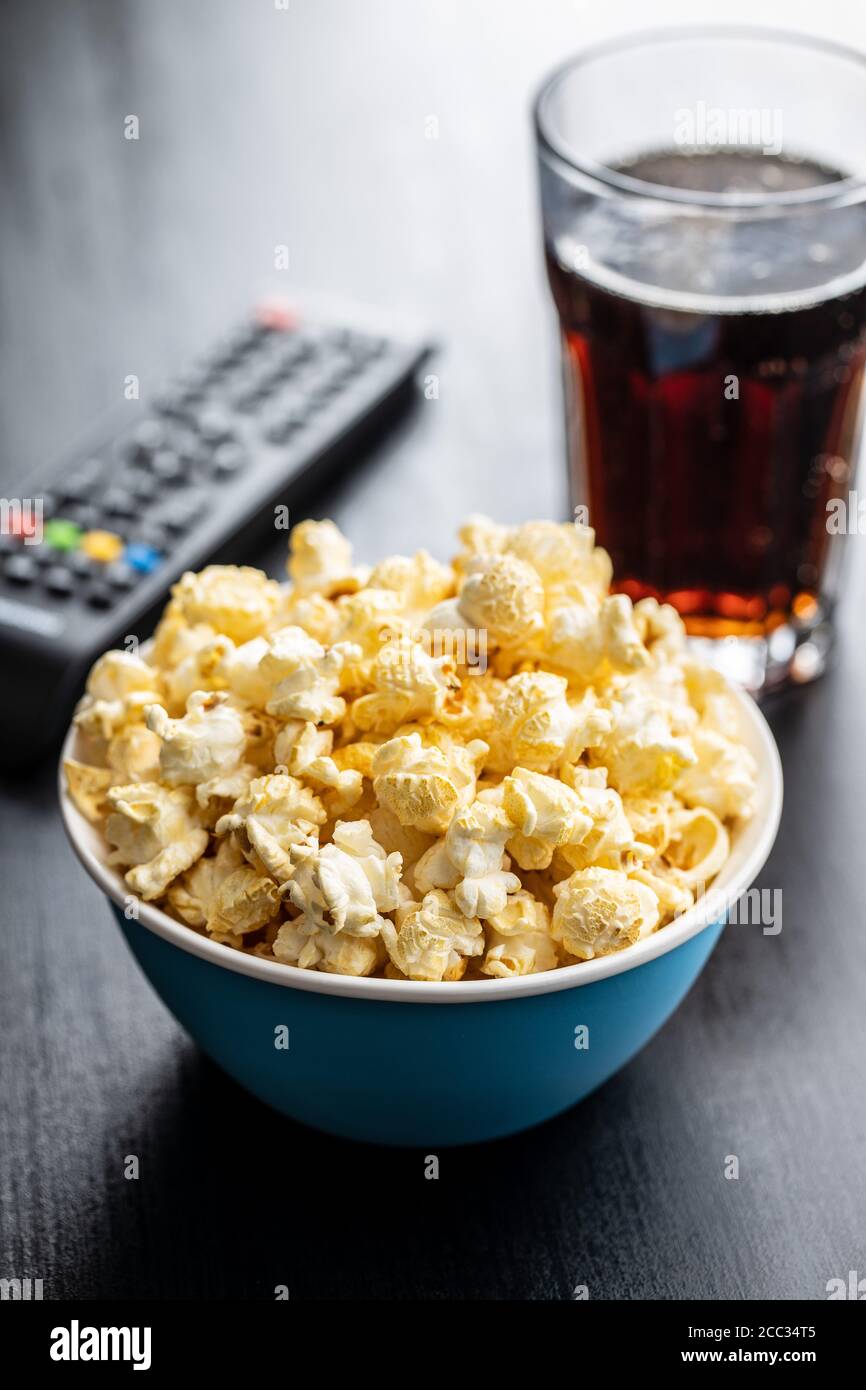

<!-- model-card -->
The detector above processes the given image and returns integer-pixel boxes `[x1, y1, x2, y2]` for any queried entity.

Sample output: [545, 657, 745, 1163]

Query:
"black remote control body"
[0, 298, 429, 771]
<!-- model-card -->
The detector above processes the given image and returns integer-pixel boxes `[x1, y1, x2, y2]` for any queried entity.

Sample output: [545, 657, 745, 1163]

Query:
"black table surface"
[2, 0, 865, 1301]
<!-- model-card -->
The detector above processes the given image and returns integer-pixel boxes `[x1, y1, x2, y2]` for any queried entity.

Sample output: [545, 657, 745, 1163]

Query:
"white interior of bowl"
[58, 683, 783, 1004]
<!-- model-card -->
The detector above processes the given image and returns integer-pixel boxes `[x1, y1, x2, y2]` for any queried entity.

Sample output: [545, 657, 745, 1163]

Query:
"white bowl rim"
[58, 682, 782, 1005]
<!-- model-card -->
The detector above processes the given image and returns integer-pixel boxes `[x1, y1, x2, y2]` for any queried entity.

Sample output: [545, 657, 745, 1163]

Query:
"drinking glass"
[535, 27, 866, 691]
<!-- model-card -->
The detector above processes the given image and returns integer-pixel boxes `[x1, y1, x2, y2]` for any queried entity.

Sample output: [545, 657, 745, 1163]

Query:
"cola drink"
[546, 149, 866, 646]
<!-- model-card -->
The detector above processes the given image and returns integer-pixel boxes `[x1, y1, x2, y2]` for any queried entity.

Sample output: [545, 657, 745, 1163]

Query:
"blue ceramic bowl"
[60, 686, 781, 1146]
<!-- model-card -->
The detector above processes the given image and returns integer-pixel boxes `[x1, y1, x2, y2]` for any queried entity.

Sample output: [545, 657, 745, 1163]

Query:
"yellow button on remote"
[81, 530, 123, 563]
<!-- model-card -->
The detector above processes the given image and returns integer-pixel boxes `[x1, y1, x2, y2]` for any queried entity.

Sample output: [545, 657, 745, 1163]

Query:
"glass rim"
[534, 24, 866, 212]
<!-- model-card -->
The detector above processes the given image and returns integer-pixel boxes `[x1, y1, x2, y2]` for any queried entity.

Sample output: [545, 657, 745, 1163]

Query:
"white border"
[58, 684, 782, 1005]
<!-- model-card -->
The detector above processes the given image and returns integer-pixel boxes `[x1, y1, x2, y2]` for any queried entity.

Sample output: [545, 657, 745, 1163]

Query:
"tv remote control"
[0, 297, 430, 771]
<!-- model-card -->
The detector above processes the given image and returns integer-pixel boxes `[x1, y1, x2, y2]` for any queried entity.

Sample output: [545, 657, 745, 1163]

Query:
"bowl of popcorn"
[60, 516, 782, 1146]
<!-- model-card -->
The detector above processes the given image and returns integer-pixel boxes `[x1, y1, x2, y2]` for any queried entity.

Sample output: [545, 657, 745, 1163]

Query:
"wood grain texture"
[1, 0, 865, 1301]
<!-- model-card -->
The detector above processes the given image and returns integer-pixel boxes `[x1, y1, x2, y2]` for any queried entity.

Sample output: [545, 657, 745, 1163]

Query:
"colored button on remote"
[123, 543, 162, 574]
[81, 530, 124, 564]
[43, 519, 82, 551]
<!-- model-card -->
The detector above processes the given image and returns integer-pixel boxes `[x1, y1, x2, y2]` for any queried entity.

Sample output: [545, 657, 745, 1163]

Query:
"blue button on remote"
[123, 543, 162, 574]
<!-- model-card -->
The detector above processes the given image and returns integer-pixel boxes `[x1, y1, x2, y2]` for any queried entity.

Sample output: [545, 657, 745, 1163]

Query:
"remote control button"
[130, 419, 167, 458]
[295, 324, 329, 353]
[86, 583, 114, 609]
[30, 543, 55, 566]
[59, 468, 101, 504]
[64, 503, 101, 531]
[44, 566, 74, 597]
[348, 335, 387, 366]
[63, 549, 96, 578]
[81, 530, 124, 563]
[4, 554, 37, 584]
[148, 449, 187, 484]
[264, 418, 300, 445]
[212, 442, 245, 476]
[233, 389, 267, 414]
[104, 488, 137, 519]
[44, 519, 83, 550]
[161, 498, 206, 535]
[259, 367, 287, 396]
[255, 300, 297, 332]
[196, 408, 234, 445]
[0, 534, 20, 556]
[152, 389, 191, 419]
[128, 522, 168, 550]
[310, 376, 344, 405]
[168, 428, 201, 463]
[123, 543, 162, 574]
[128, 473, 159, 504]
[105, 562, 137, 590]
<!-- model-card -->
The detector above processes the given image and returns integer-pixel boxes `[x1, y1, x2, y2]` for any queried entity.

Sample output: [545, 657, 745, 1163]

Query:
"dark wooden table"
[1, 0, 864, 1301]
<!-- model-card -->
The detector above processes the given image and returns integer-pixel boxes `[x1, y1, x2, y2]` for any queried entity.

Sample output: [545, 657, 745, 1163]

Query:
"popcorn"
[281, 822, 399, 939]
[552, 868, 660, 960]
[273, 920, 383, 976]
[506, 518, 611, 597]
[194, 763, 258, 824]
[557, 767, 648, 871]
[480, 891, 558, 977]
[367, 549, 454, 614]
[591, 686, 696, 795]
[276, 590, 340, 646]
[484, 673, 610, 775]
[64, 758, 113, 823]
[381, 889, 484, 981]
[287, 518, 367, 597]
[453, 553, 545, 648]
[206, 866, 281, 940]
[69, 514, 757, 980]
[329, 819, 405, 913]
[273, 721, 363, 815]
[150, 605, 216, 674]
[453, 514, 509, 572]
[371, 731, 486, 834]
[146, 691, 247, 788]
[172, 565, 281, 643]
[664, 806, 730, 887]
[366, 804, 435, 894]
[104, 782, 208, 901]
[414, 800, 521, 919]
[215, 773, 325, 882]
[498, 767, 594, 870]
[74, 651, 162, 748]
[216, 637, 272, 709]
[621, 793, 676, 856]
[160, 634, 232, 714]
[258, 627, 360, 724]
[545, 593, 650, 683]
[332, 588, 409, 658]
[106, 723, 162, 783]
[630, 864, 694, 924]
[350, 639, 457, 733]
[676, 729, 757, 821]
[165, 837, 246, 928]
[634, 597, 687, 660]
[84, 650, 161, 704]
